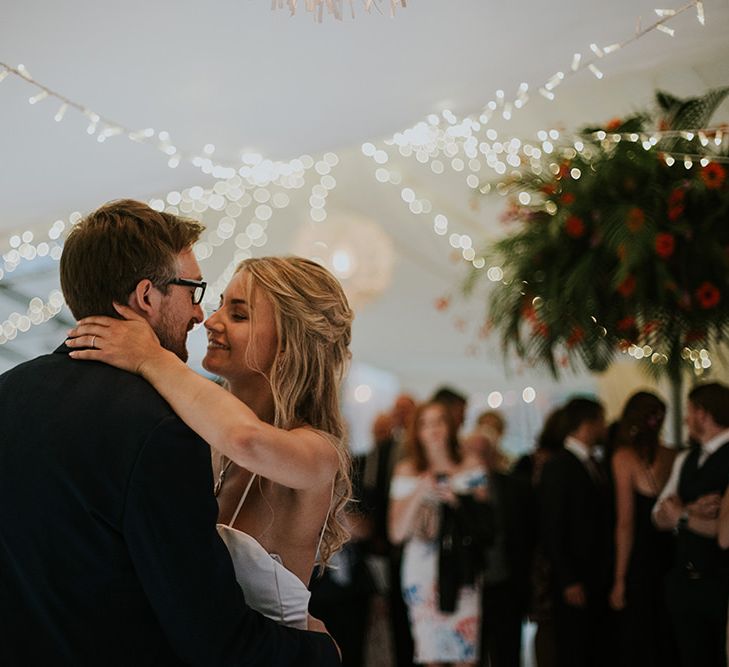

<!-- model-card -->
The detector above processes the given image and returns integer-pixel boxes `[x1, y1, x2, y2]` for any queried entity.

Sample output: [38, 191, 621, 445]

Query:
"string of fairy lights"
[0, 158, 341, 342]
[363, 1, 714, 272]
[0, 0, 721, 352]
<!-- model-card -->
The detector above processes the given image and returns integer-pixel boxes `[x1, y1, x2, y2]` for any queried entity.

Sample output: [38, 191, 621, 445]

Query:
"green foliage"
[467, 88, 729, 381]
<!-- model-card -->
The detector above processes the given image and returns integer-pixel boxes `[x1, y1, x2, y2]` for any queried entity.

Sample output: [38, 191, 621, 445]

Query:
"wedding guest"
[653, 382, 729, 667]
[432, 386, 468, 433]
[463, 433, 534, 667]
[513, 406, 568, 667]
[310, 455, 376, 667]
[68, 254, 354, 632]
[476, 410, 506, 442]
[363, 398, 417, 667]
[393, 393, 418, 443]
[475, 409, 511, 472]
[389, 401, 484, 666]
[538, 398, 613, 667]
[609, 391, 677, 667]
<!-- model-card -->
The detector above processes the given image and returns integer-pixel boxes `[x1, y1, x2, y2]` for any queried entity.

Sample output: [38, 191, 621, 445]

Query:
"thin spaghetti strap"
[642, 460, 660, 497]
[228, 473, 257, 527]
[315, 481, 336, 560]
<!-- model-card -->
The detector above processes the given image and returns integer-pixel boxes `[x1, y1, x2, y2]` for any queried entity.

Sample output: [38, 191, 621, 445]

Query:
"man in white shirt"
[653, 382, 729, 667]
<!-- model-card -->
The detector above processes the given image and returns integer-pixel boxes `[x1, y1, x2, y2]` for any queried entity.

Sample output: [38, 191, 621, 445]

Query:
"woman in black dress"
[610, 391, 678, 667]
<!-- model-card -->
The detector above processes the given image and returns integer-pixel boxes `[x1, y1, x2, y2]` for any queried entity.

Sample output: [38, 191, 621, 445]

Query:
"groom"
[0, 200, 339, 665]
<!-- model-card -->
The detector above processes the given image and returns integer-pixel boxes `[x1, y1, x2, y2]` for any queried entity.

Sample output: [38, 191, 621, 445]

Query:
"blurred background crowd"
[309, 381, 729, 667]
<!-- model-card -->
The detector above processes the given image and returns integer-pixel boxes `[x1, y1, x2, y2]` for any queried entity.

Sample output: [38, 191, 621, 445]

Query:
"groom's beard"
[155, 308, 190, 363]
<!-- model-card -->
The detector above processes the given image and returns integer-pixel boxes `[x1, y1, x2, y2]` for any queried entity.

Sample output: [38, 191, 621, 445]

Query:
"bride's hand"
[65, 304, 164, 376]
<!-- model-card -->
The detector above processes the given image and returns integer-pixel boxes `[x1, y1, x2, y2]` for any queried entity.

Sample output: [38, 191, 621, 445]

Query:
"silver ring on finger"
[91, 335, 97, 349]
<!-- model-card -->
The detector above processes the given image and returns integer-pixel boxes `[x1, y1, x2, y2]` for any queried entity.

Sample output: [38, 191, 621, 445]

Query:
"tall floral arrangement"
[467, 89, 729, 396]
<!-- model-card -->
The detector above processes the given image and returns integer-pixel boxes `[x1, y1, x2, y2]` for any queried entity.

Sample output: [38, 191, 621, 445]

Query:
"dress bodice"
[217, 473, 317, 630]
[216, 523, 311, 630]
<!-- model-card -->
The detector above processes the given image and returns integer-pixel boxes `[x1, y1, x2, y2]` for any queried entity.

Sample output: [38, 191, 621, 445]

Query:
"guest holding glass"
[389, 401, 484, 667]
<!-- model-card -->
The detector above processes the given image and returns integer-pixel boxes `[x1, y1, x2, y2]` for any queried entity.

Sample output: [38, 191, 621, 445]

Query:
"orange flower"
[655, 233, 676, 259]
[617, 275, 636, 298]
[565, 216, 586, 238]
[668, 188, 685, 221]
[567, 327, 585, 347]
[606, 118, 622, 132]
[521, 303, 537, 322]
[700, 163, 726, 190]
[695, 282, 721, 309]
[561, 192, 576, 206]
[434, 296, 450, 311]
[626, 207, 645, 233]
[617, 316, 636, 331]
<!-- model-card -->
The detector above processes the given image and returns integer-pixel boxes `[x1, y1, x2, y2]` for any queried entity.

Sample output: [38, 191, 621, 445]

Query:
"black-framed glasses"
[168, 278, 207, 305]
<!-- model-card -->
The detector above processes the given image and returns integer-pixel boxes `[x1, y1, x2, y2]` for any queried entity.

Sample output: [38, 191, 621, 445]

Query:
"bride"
[67, 256, 353, 630]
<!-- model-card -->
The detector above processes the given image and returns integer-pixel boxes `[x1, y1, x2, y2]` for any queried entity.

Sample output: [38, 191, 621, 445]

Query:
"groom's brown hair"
[60, 199, 204, 319]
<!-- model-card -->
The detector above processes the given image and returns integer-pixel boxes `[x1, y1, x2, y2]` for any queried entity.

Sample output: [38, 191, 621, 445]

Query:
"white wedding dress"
[217, 474, 323, 630]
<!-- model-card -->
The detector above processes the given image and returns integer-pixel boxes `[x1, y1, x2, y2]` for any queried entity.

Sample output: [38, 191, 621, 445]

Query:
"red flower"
[606, 118, 622, 132]
[626, 207, 645, 233]
[479, 322, 492, 339]
[684, 329, 706, 344]
[655, 233, 676, 259]
[700, 163, 726, 190]
[667, 188, 685, 221]
[567, 327, 585, 347]
[617, 275, 636, 298]
[521, 303, 537, 322]
[434, 296, 450, 311]
[558, 162, 571, 179]
[617, 316, 636, 331]
[565, 216, 586, 238]
[561, 192, 576, 206]
[695, 282, 721, 309]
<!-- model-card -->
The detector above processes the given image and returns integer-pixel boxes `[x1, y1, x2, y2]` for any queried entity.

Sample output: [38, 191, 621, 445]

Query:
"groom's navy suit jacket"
[0, 344, 339, 666]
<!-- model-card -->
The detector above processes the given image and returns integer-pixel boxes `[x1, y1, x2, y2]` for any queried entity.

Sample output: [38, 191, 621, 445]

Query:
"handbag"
[437, 495, 495, 612]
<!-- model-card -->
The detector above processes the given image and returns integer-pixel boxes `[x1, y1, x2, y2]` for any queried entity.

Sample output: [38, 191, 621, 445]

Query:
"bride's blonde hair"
[236, 256, 353, 567]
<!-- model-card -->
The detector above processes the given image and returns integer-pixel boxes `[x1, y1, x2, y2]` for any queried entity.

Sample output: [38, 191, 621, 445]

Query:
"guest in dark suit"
[538, 397, 612, 667]
[513, 406, 568, 667]
[361, 400, 418, 667]
[0, 200, 339, 666]
[463, 433, 535, 667]
[654, 382, 729, 667]
[432, 386, 468, 433]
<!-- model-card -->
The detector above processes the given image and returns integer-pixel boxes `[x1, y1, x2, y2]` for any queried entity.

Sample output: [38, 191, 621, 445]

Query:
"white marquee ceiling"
[1, 0, 728, 403]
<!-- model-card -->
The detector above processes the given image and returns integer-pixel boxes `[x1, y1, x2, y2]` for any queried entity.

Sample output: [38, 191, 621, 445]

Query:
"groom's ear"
[127, 279, 162, 320]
